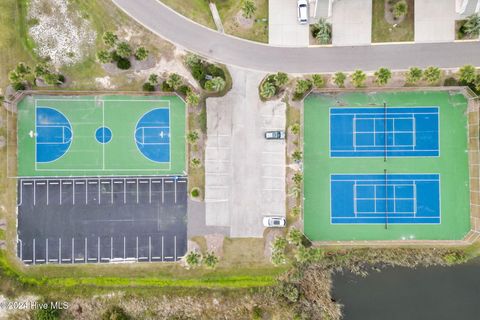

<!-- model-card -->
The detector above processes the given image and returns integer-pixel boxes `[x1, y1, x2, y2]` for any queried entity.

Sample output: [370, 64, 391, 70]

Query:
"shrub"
[351, 70, 367, 88]
[277, 282, 299, 303]
[186, 250, 201, 267]
[116, 58, 131, 70]
[462, 13, 480, 36]
[57, 74, 65, 83]
[294, 79, 312, 95]
[287, 227, 304, 247]
[34, 304, 61, 320]
[206, 63, 225, 78]
[191, 158, 201, 168]
[271, 237, 288, 265]
[475, 74, 480, 92]
[34, 62, 49, 78]
[290, 123, 300, 135]
[203, 251, 219, 268]
[44, 73, 60, 86]
[116, 41, 132, 59]
[458, 65, 477, 84]
[260, 81, 276, 99]
[12, 82, 26, 91]
[295, 246, 324, 264]
[15, 62, 31, 77]
[186, 90, 200, 106]
[161, 80, 174, 92]
[97, 50, 111, 64]
[142, 82, 155, 92]
[110, 50, 121, 62]
[241, 0, 256, 19]
[205, 77, 226, 92]
[374, 67, 392, 86]
[134, 46, 149, 61]
[290, 206, 301, 217]
[333, 72, 347, 87]
[187, 131, 199, 144]
[252, 306, 263, 320]
[393, 0, 408, 19]
[444, 77, 459, 87]
[166, 73, 183, 90]
[292, 150, 302, 162]
[405, 67, 423, 84]
[312, 18, 332, 44]
[101, 305, 129, 320]
[191, 64, 206, 81]
[185, 53, 201, 68]
[443, 251, 467, 265]
[274, 72, 289, 87]
[148, 74, 159, 85]
[177, 85, 190, 95]
[292, 173, 303, 185]
[423, 66, 441, 84]
[191, 187, 200, 198]
[102, 31, 118, 47]
[312, 74, 325, 88]
[8, 70, 22, 84]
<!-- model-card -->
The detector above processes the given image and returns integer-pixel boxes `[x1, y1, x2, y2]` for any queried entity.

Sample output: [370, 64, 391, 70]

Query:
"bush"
[191, 187, 200, 198]
[333, 72, 346, 87]
[458, 65, 477, 84]
[142, 82, 155, 92]
[101, 305, 130, 320]
[186, 90, 200, 106]
[443, 77, 459, 87]
[167, 73, 183, 90]
[34, 304, 61, 320]
[312, 18, 332, 44]
[292, 150, 302, 162]
[34, 62, 49, 78]
[161, 80, 174, 92]
[274, 72, 289, 87]
[405, 67, 422, 84]
[185, 53, 201, 68]
[252, 306, 263, 320]
[191, 64, 206, 81]
[462, 13, 480, 36]
[97, 50, 111, 64]
[58, 74, 65, 83]
[294, 79, 312, 97]
[102, 31, 118, 47]
[423, 66, 441, 84]
[277, 282, 299, 303]
[241, 0, 257, 19]
[148, 74, 159, 85]
[178, 85, 190, 95]
[295, 246, 324, 264]
[443, 252, 467, 265]
[287, 227, 304, 247]
[110, 50, 121, 62]
[312, 74, 325, 88]
[186, 250, 201, 267]
[44, 73, 60, 86]
[12, 82, 26, 91]
[374, 67, 392, 86]
[116, 58, 131, 70]
[292, 173, 303, 185]
[187, 131, 199, 144]
[260, 80, 276, 99]
[116, 41, 132, 59]
[290, 123, 300, 135]
[290, 206, 301, 217]
[205, 77, 226, 92]
[134, 46, 149, 61]
[351, 70, 367, 88]
[393, 0, 408, 19]
[191, 158, 201, 168]
[203, 251, 219, 268]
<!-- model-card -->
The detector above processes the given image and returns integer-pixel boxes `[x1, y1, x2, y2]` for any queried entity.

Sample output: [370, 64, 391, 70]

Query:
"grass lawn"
[216, 0, 269, 43]
[160, 0, 215, 29]
[372, 0, 414, 43]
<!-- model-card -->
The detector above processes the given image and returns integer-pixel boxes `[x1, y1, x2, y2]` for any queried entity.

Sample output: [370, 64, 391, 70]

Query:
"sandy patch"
[28, 0, 96, 67]
[94, 76, 116, 89]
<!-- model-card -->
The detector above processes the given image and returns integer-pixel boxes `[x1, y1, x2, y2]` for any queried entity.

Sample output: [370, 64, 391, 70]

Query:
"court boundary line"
[329, 173, 442, 225]
[328, 106, 440, 159]
[33, 98, 173, 172]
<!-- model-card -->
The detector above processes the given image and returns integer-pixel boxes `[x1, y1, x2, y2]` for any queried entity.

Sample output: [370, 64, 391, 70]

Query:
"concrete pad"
[415, 0, 456, 43]
[269, 0, 310, 46]
[331, 0, 372, 46]
[205, 67, 286, 237]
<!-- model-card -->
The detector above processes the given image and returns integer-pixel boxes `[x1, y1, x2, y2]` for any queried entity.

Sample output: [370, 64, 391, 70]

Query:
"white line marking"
[46, 238, 48, 264]
[85, 237, 87, 263]
[72, 238, 75, 264]
[59, 238, 61, 264]
[161, 236, 164, 262]
[33, 238, 36, 265]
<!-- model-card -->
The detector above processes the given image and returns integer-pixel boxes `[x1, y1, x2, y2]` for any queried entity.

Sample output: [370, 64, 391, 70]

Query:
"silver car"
[264, 130, 285, 140]
[297, 0, 308, 24]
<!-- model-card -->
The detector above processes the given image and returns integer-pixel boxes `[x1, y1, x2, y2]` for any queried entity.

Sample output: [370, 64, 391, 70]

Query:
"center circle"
[95, 127, 112, 144]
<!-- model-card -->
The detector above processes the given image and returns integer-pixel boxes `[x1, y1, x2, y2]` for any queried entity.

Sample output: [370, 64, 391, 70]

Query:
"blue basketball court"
[330, 107, 439, 157]
[331, 174, 440, 224]
[36, 107, 73, 163]
[134, 108, 171, 163]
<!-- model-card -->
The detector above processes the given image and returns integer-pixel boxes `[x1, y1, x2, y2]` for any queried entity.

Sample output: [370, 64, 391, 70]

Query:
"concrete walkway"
[113, 0, 480, 73]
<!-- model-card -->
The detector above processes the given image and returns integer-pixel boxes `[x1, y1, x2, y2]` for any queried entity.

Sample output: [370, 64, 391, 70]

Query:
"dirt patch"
[94, 76, 116, 89]
[205, 233, 225, 258]
[28, 0, 96, 67]
[235, 11, 254, 29]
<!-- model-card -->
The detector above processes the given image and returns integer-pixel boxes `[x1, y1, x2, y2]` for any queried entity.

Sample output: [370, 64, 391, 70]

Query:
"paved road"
[113, 0, 480, 73]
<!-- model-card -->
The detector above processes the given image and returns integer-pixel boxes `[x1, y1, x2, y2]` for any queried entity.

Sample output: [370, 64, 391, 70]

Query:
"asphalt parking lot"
[17, 176, 187, 264]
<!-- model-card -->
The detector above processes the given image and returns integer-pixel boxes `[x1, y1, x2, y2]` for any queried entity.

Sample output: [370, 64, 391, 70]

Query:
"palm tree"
[314, 18, 332, 44]
[463, 13, 480, 36]
[205, 77, 226, 92]
[351, 70, 367, 87]
[260, 81, 276, 99]
[167, 73, 183, 90]
[423, 66, 442, 84]
[374, 67, 392, 86]
[405, 67, 423, 84]
[241, 0, 257, 19]
[458, 65, 477, 84]
[393, 0, 408, 19]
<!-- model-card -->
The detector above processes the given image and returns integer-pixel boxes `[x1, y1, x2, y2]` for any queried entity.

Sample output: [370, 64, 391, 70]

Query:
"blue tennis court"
[330, 107, 439, 157]
[331, 174, 440, 224]
[134, 108, 170, 163]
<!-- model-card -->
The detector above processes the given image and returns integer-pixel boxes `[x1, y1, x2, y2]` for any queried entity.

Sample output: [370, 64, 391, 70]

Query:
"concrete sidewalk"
[269, 0, 309, 46]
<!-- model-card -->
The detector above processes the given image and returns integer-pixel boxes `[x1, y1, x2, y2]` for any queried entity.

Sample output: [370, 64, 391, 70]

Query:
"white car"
[264, 130, 285, 140]
[297, 0, 309, 24]
[263, 216, 286, 228]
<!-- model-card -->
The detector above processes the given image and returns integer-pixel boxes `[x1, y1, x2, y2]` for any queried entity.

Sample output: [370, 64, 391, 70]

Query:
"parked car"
[264, 130, 285, 140]
[263, 216, 286, 228]
[297, 0, 308, 24]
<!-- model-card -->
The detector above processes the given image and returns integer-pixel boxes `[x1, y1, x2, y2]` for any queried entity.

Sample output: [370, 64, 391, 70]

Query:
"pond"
[332, 258, 480, 320]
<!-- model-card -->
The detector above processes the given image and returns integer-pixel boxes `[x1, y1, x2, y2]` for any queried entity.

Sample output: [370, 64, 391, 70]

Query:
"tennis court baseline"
[330, 107, 439, 157]
[331, 174, 440, 224]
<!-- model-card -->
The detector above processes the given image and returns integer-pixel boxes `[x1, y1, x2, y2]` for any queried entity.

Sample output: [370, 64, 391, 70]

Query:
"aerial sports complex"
[14, 94, 187, 265]
[304, 90, 479, 242]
